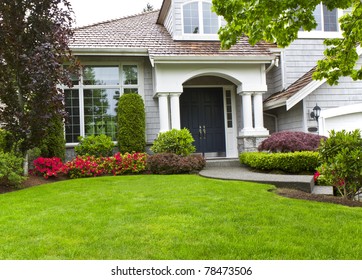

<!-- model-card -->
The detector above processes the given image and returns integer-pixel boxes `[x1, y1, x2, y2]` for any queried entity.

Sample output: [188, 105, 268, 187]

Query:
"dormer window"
[313, 3, 338, 32]
[298, 2, 341, 38]
[183, 1, 220, 35]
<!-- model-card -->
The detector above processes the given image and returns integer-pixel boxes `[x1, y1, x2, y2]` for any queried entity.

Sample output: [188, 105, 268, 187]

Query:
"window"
[183, 1, 220, 35]
[64, 64, 141, 144]
[299, 3, 339, 36]
[314, 3, 338, 32]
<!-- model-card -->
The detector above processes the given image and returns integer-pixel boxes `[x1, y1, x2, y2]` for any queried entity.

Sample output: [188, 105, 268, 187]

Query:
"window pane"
[323, 5, 338, 31]
[122, 65, 138, 85]
[203, 2, 219, 34]
[83, 66, 119, 86]
[313, 4, 322, 31]
[123, 88, 139, 94]
[83, 88, 119, 140]
[225, 90, 233, 128]
[65, 89, 81, 143]
[183, 2, 199, 34]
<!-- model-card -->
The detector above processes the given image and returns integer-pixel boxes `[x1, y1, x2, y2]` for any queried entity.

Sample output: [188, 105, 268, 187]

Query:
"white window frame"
[298, 3, 343, 39]
[181, 0, 222, 40]
[63, 61, 144, 146]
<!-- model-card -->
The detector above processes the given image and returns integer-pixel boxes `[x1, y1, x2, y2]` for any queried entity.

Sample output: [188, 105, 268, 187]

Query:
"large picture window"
[64, 64, 141, 144]
[183, 1, 220, 35]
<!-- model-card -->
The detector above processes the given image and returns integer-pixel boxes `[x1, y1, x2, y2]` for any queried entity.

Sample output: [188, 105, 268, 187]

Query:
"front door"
[180, 88, 226, 157]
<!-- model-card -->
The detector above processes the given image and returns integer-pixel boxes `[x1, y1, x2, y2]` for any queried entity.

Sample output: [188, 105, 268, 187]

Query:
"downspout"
[265, 57, 279, 74]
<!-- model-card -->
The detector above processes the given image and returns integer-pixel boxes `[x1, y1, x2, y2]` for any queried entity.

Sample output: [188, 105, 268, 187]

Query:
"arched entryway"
[179, 76, 238, 158]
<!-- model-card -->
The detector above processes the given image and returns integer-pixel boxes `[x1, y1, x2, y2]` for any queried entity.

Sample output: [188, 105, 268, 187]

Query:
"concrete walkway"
[199, 160, 315, 193]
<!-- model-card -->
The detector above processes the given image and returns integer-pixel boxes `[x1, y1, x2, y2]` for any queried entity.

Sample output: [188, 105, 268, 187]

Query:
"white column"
[170, 93, 181, 130]
[240, 92, 254, 135]
[253, 92, 269, 136]
[158, 93, 170, 132]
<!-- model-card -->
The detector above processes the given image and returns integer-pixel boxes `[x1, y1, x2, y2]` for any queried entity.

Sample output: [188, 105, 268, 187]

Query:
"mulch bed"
[1, 175, 362, 208]
[275, 188, 362, 208]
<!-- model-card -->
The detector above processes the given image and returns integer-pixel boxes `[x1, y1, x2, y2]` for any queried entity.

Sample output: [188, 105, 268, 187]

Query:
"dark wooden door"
[180, 88, 226, 155]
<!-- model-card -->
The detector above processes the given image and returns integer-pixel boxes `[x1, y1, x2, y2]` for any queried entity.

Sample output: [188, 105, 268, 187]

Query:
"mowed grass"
[0, 175, 362, 260]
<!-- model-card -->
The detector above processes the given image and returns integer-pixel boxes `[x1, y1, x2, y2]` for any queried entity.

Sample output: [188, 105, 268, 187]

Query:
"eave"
[71, 47, 149, 57]
[149, 54, 276, 67]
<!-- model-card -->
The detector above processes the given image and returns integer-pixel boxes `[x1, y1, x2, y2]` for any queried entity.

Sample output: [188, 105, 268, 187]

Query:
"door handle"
[199, 126, 203, 139]
[203, 125, 206, 139]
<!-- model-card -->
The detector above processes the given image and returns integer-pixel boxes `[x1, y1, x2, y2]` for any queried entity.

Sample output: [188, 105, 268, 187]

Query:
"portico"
[153, 60, 271, 157]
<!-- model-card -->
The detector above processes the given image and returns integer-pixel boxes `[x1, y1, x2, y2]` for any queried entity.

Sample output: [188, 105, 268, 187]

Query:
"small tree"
[0, 0, 79, 156]
[117, 93, 146, 153]
[38, 115, 66, 160]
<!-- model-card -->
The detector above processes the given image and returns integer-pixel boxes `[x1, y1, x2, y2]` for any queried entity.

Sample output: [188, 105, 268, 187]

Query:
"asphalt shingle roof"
[71, 10, 275, 57]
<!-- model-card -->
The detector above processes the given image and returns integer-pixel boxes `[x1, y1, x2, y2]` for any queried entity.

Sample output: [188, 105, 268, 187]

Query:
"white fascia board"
[150, 55, 275, 65]
[264, 98, 288, 110]
[286, 79, 326, 111]
[321, 103, 362, 119]
[71, 47, 149, 56]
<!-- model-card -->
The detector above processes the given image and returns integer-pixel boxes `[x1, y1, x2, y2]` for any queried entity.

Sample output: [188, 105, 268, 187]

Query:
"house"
[67, 0, 362, 159]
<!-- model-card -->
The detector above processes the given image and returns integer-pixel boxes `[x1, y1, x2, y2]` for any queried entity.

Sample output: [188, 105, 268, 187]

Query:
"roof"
[70, 11, 276, 58]
[264, 67, 318, 110]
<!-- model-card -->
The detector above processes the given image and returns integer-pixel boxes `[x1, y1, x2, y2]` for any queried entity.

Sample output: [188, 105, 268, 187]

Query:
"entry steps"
[205, 158, 240, 168]
[203, 158, 334, 195]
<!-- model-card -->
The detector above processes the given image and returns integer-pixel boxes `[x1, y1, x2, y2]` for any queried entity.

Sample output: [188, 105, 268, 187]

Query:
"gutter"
[71, 47, 149, 57]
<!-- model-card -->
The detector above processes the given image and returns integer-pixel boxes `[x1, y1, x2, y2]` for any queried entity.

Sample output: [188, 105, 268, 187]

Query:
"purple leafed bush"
[147, 153, 206, 174]
[258, 131, 326, 153]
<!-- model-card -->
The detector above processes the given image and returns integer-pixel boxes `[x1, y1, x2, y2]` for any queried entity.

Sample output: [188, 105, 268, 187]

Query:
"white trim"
[71, 47, 149, 56]
[223, 86, 238, 157]
[286, 79, 326, 110]
[150, 55, 276, 65]
[320, 103, 362, 119]
[180, 0, 222, 40]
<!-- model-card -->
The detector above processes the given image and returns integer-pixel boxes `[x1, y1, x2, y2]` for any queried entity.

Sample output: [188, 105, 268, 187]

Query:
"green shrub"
[74, 134, 114, 158]
[240, 151, 319, 173]
[117, 93, 146, 153]
[0, 150, 24, 187]
[38, 115, 66, 160]
[0, 129, 8, 151]
[151, 129, 196, 156]
[317, 129, 362, 199]
[147, 153, 205, 174]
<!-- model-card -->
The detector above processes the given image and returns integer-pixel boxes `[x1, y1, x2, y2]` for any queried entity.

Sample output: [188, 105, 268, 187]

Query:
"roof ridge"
[74, 9, 160, 30]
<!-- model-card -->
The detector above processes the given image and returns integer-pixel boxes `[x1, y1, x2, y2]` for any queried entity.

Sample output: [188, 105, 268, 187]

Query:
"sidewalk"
[199, 163, 314, 193]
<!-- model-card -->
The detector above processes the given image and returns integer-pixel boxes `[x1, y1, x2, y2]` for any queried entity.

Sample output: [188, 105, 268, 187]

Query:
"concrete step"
[312, 186, 334, 195]
[205, 158, 240, 168]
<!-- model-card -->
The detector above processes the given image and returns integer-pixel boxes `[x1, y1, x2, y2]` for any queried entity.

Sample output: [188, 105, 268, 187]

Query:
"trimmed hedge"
[240, 151, 319, 173]
[117, 93, 146, 153]
[147, 153, 205, 174]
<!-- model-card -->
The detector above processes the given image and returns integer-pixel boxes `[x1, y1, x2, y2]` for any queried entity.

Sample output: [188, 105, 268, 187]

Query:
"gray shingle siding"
[143, 59, 160, 143]
[283, 39, 325, 87]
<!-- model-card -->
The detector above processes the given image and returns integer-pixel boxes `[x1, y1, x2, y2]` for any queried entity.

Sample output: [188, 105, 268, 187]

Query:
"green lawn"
[0, 175, 361, 260]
